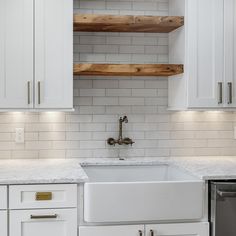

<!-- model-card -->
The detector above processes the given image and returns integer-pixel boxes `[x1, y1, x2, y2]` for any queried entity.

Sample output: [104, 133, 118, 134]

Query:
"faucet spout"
[118, 116, 128, 140]
[107, 116, 135, 147]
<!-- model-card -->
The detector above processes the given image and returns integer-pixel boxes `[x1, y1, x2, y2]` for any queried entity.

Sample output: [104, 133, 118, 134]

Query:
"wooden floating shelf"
[73, 64, 184, 76]
[74, 14, 184, 33]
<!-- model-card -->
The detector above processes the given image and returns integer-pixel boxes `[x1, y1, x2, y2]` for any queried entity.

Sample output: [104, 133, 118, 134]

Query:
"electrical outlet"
[15, 128, 24, 143]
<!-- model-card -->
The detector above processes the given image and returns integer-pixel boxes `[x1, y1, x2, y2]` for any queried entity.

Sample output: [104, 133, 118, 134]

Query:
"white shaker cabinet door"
[79, 225, 145, 236]
[224, 0, 236, 107]
[146, 223, 209, 236]
[0, 0, 33, 109]
[10, 209, 77, 236]
[187, 0, 224, 108]
[0, 211, 7, 236]
[34, 0, 73, 109]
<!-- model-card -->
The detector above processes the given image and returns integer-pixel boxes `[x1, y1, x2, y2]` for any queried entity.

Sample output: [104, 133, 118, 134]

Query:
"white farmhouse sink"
[83, 165, 205, 223]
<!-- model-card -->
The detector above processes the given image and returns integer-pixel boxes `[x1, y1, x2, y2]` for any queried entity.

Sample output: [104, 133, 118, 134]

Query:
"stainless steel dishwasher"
[211, 182, 236, 236]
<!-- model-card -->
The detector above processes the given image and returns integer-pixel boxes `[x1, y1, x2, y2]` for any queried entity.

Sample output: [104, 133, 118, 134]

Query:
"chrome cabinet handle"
[150, 230, 154, 236]
[228, 82, 233, 104]
[30, 214, 58, 219]
[27, 81, 31, 105]
[218, 82, 223, 104]
[38, 81, 41, 105]
[217, 190, 236, 198]
[138, 230, 143, 236]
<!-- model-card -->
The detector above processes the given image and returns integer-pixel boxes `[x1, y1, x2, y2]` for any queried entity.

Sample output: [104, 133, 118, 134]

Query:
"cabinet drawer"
[0, 210, 7, 236]
[79, 225, 144, 236]
[0, 186, 7, 209]
[10, 208, 77, 236]
[9, 184, 77, 209]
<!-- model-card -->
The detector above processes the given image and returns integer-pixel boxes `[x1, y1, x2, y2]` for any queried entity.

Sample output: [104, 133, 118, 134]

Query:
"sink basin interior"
[83, 164, 198, 182]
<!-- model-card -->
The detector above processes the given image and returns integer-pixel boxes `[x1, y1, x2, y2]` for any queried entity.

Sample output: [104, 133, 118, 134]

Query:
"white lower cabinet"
[79, 225, 145, 236]
[0, 211, 7, 236]
[79, 223, 209, 236]
[146, 222, 209, 236]
[10, 208, 77, 236]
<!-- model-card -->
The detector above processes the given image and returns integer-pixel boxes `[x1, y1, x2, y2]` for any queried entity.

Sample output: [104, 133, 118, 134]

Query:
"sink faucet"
[107, 116, 135, 146]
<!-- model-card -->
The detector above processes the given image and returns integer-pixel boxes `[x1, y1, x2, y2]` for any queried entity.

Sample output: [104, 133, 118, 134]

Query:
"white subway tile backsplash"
[132, 2, 158, 11]
[93, 115, 118, 123]
[39, 150, 66, 159]
[80, 89, 106, 97]
[12, 150, 39, 159]
[79, 1, 106, 10]
[67, 149, 93, 158]
[80, 141, 106, 149]
[66, 132, 92, 141]
[79, 106, 106, 115]
[39, 132, 65, 141]
[93, 97, 119, 106]
[119, 80, 145, 89]
[80, 123, 106, 132]
[106, 89, 131, 97]
[107, 36, 132, 45]
[132, 89, 157, 97]
[106, 1, 132, 10]
[106, 106, 132, 114]
[119, 97, 145, 106]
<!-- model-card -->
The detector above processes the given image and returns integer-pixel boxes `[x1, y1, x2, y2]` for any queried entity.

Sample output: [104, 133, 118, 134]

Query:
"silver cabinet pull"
[30, 214, 58, 219]
[27, 81, 31, 105]
[218, 82, 223, 104]
[150, 230, 154, 236]
[228, 82, 233, 104]
[38, 81, 41, 105]
[217, 190, 236, 198]
[138, 230, 143, 236]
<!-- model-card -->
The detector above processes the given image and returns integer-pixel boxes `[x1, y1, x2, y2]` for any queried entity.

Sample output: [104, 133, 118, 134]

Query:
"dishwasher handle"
[217, 190, 236, 198]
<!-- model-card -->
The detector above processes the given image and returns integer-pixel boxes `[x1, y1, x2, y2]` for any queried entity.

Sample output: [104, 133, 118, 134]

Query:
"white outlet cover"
[15, 128, 25, 143]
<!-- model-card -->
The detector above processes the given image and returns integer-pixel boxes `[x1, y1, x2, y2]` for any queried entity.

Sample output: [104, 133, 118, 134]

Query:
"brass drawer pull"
[31, 214, 58, 219]
[35, 192, 52, 201]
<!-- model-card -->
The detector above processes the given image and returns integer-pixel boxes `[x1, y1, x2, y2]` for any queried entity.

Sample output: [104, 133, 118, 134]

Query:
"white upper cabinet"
[168, 0, 236, 110]
[0, 0, 73, 110]
[35, 0, 73, 109]
[224, 0, 236, 107]
[0, 0, 34, 109]
[187, 0, 224, 108]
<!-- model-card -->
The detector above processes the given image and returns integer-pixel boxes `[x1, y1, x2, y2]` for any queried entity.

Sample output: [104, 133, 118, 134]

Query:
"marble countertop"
[171, 156, 236, 180]
[0, 159, 88, 184]
[1, 156, 236, 184]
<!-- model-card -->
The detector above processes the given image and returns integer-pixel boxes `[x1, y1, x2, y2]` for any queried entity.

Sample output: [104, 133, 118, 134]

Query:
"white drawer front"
[9, 184, 77, 209]
[10, 208, 77, 236]
[0, 210, 7, 236]
[0, 186, 7, 209]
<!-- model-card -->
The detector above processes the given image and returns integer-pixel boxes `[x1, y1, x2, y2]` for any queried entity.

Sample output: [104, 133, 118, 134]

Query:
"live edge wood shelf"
[73, 14, 184, 77]
[73, 14, 184, 33]
[73, 64, 184, 77]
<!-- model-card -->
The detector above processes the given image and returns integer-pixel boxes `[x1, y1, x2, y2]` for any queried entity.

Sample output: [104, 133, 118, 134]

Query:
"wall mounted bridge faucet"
[107, 116, 135, 146]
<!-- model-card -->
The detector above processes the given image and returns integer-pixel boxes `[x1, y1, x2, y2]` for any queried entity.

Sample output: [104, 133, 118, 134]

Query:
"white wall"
[0, 0, 235, 159]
